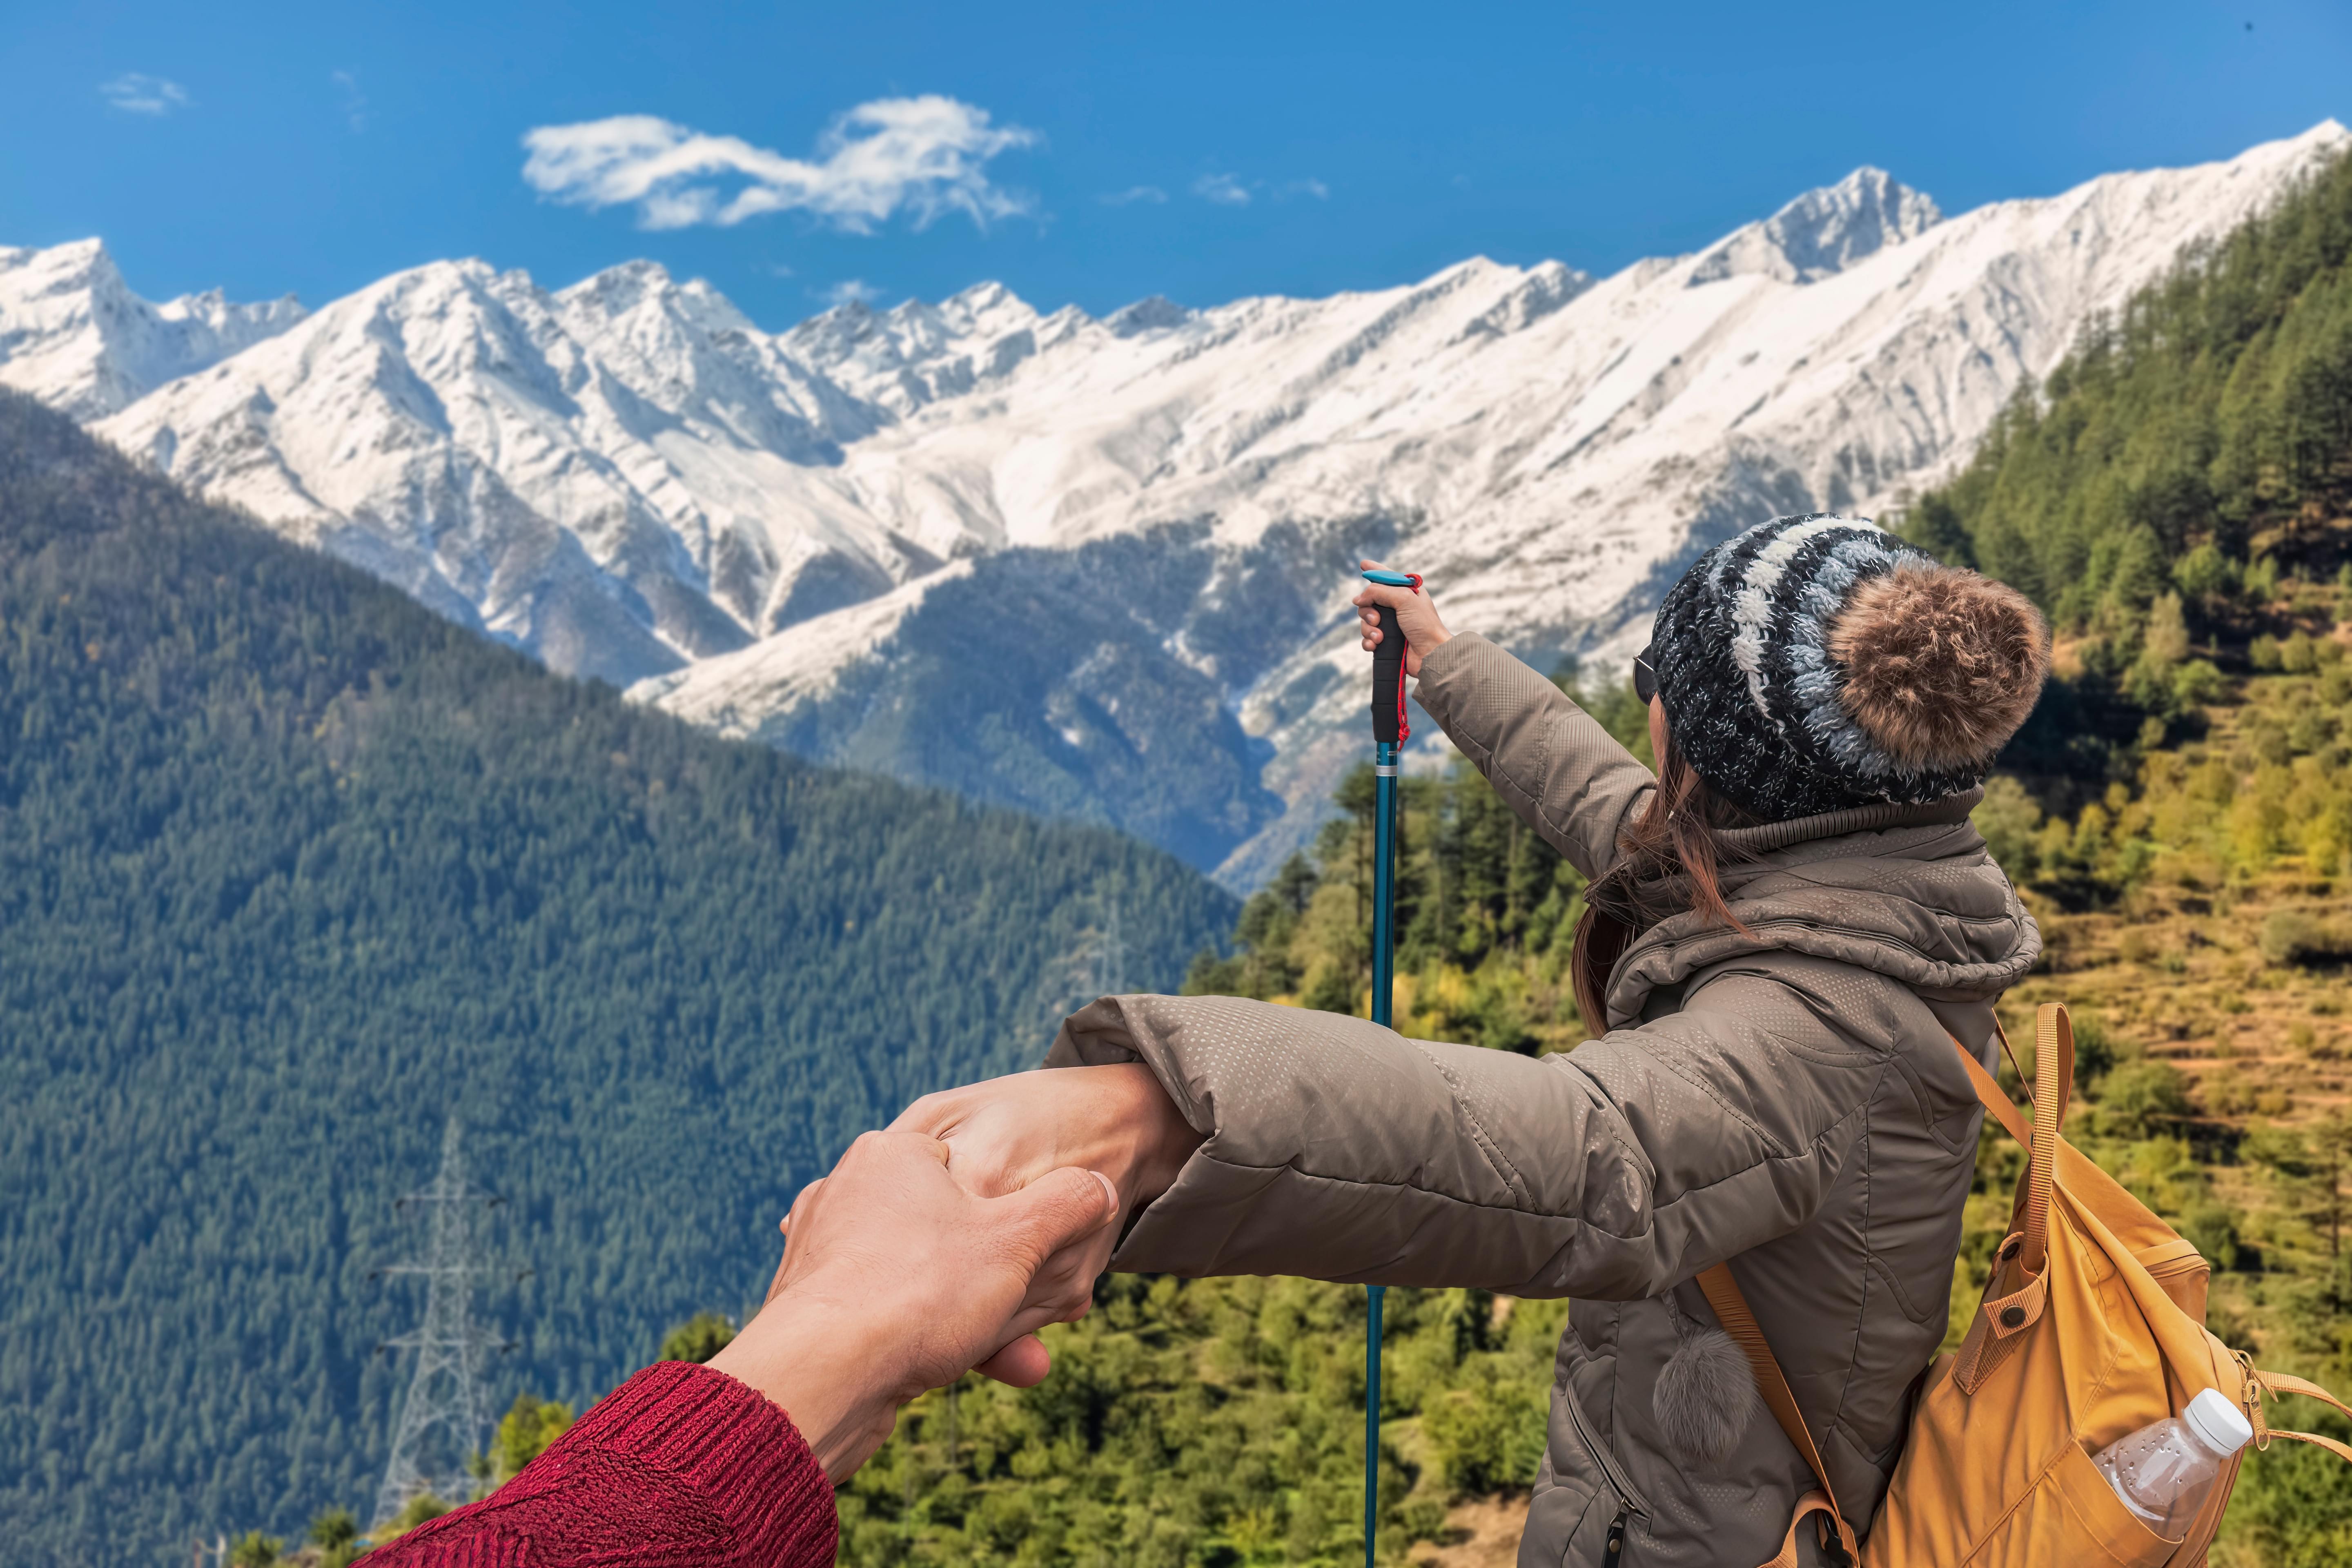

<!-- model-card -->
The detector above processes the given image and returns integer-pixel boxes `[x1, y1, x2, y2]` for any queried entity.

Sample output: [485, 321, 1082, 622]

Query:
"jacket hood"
[1595, 787, 2040, 1028]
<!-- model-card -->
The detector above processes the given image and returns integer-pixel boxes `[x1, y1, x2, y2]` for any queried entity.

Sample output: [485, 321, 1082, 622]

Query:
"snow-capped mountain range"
[6, 123, 2344, 883]
[0, 239, 304, 423]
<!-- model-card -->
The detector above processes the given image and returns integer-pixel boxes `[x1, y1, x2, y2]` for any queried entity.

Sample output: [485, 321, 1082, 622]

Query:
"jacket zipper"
[1563, 1385, 1652, 1520]
[1601, 1508, 1628, 1568]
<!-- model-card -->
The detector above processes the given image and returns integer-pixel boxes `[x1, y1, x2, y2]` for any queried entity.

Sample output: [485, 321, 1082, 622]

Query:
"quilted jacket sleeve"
[1409, 632, 1656, 883]
[1047, 976, 1891, 1301]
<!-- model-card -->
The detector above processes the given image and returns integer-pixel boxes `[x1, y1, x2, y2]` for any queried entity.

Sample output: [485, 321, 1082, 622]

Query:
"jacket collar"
[1586, 788, 1986, 927]
[1586, 786, 2038, 1027]
[1708, 786, 1984, 858]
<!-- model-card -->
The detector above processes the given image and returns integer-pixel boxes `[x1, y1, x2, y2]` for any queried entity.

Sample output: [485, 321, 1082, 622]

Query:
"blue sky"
[5, 0, 2348, 329]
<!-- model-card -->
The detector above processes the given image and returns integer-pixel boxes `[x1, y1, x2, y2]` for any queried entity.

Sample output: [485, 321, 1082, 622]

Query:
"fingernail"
[1088, 1170, 1118, 1220]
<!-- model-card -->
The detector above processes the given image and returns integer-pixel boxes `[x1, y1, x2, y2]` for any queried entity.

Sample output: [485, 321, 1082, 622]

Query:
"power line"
[371, 1117, 510, 1528]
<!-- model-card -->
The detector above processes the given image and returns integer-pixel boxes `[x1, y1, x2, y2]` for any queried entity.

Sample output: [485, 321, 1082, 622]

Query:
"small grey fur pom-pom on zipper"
[1652, 1287, 1762, 1464]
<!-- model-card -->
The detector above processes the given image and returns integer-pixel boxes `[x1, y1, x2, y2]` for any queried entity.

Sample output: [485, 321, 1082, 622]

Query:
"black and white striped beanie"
[1650, 513, 1991, 822]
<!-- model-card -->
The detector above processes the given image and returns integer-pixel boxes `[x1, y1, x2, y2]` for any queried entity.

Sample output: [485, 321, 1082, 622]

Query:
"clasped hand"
[718, 559, 1429, 1477]
[710, 1129, 1116, 1481]
[719, 1065, 1200, 1481]
[886, 1062, 1204, 1374]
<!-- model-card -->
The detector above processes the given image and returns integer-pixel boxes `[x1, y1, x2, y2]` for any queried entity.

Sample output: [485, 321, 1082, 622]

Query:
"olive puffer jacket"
[1043, 633, 2039, 1567]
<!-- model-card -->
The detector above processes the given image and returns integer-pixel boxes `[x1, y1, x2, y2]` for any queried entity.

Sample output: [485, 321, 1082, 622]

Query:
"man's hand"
[1352, 558, 1451, 678]
[709, 1131, 1116, 1482]
[886, 1064, 1203, 1371]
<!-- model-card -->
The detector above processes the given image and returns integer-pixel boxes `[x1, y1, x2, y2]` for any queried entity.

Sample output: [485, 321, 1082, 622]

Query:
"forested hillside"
[1890, 140, 2352, 1564]
[0, 391, 1234, 1568]
[1903, 138, 2352, 790]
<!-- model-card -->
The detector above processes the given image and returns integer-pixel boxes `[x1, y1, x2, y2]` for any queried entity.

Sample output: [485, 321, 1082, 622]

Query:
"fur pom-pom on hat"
[1649, 514, 2051, 821]
[1827, 561, 2050, 771]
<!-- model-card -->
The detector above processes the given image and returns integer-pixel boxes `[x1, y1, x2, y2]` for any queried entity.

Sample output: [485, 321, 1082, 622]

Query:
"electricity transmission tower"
[1034, 886, 1130, 1052]
[372, 1118, 509, 1527]
[1089, 894, 1126, 997]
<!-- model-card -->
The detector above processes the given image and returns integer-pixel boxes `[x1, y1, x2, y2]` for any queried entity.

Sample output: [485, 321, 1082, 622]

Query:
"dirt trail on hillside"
[1416, 1494, 1531, 1568]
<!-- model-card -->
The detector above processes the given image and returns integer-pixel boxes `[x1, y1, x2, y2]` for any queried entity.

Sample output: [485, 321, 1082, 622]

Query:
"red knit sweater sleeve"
[368, 1361, 838, 1568]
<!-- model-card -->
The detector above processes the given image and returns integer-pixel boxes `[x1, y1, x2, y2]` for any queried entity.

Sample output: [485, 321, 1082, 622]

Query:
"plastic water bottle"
[2091, 1388, 2255, 1537]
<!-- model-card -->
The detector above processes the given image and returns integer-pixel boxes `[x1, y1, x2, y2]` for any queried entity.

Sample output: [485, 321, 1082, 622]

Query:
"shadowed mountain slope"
[0, 391, 1232, 1567]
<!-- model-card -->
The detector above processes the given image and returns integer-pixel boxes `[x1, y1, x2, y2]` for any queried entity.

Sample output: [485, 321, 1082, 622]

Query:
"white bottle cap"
[2185, 1388, 2254, 1456]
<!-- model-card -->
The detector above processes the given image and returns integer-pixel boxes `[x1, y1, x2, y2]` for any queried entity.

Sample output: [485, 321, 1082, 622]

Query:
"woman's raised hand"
[1352, 558, 1451, 678]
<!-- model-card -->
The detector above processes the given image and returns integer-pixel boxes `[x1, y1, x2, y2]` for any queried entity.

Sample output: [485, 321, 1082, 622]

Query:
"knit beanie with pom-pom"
[1647, 513, 2051, 822]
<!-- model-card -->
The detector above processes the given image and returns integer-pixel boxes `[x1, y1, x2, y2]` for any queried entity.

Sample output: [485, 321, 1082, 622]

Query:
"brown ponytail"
[1569, 739, 1759, 1031]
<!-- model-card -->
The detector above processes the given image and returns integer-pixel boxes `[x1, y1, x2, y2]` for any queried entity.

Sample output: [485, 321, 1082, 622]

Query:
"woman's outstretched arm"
[1020, 976, 1892, 1301]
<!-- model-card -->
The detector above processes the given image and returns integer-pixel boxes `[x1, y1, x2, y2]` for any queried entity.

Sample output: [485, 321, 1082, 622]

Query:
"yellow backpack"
[1699, 1002, 2352, 1568]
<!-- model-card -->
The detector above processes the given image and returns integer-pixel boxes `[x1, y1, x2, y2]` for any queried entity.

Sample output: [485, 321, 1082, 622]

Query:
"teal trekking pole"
[1360, 565, 1419, 1568]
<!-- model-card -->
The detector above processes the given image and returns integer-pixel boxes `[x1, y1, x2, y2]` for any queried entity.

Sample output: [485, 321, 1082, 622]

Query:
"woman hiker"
[895, 512, 2054, 1567]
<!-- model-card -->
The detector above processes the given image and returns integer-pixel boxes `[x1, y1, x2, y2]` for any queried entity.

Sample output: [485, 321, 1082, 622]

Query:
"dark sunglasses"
[1633, 643, 1659, 705]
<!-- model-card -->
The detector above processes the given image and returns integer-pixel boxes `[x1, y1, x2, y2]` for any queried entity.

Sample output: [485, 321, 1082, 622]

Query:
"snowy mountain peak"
[1455, 258, 1595, 338]
[0, 238, 301, 421]
[560, 256, 676, 307]
[557, 259, 760, 347]
[36, 123, 2352, 884]
[22, 236, 124, 294]
[771, 280, 1052, 419]
[1691, 166, 1943, 286]
[942, 279, 1021, 316]
[1105, 295, 1192, 337]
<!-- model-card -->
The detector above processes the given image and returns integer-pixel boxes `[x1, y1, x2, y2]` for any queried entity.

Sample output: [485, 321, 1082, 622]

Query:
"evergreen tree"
[488, 1396, 577, 1487]
[657, 1312, 739, 1366]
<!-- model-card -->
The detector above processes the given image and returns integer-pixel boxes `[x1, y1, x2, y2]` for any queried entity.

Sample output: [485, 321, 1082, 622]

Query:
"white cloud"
[1192, 173, 1251, 206]
[1186, 173, 1325, 207]
[332, 70, 368, 132]
[521, 96, 1037, 232]
[100, 74, 190, 116]
[822, 279, 883, 307]
[1100, 185, 1167, 206]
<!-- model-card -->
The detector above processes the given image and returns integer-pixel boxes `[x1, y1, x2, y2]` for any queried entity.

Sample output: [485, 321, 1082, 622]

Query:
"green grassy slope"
[0, 392, 1235, 1568]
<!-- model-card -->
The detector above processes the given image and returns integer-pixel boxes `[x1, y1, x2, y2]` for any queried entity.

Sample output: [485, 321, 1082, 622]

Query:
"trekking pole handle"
[1363, 569, 1417, 745]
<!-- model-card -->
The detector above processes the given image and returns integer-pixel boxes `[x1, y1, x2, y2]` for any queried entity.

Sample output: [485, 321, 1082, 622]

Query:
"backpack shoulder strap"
[1951, 1029, 2031, 1144]
[1695, 1262, 1860, 1566]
